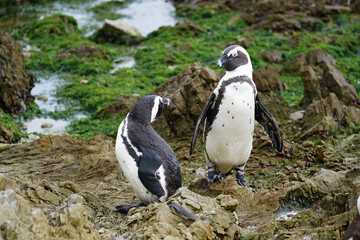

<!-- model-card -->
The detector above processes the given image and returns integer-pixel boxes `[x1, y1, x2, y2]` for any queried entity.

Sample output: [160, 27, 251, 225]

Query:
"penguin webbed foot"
[115, 202, 146, 214]
[235, 171, 256, 193]
[207, 167, 225, 185]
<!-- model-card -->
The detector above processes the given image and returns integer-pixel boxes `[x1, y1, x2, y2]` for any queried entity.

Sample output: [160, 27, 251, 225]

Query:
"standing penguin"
[190, 45, 283, 192]
[115, 95, 181, 213]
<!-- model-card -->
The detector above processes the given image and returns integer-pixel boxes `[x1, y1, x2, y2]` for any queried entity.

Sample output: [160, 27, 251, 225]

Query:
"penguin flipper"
[138, 145, 166, 198]
[190, 93, 215, 155]
[255, 95, 283, 152]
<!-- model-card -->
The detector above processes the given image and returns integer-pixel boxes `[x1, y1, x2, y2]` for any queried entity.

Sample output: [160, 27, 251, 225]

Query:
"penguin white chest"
[205, 82, 255, 173]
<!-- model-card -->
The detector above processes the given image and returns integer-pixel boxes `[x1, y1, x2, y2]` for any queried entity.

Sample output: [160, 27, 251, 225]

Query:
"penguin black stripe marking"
[190, 45, 283, 192]
[115, 95, 182, 213]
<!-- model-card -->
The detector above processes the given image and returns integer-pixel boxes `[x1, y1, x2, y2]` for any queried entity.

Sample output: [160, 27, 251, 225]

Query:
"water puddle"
[275, 209, 303, 221]
[110, 57, 136, 73]
[22, 74, 86, 135]
[118, 0, 177, 36]
[2, 0, 178, 37]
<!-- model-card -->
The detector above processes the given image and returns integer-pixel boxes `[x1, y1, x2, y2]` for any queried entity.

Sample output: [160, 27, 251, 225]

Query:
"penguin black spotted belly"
[190, 45, 283, 192]
[115, 95, 181, 213]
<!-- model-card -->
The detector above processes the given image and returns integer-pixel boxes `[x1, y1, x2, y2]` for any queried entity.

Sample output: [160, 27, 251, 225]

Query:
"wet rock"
[41, 123, 54, 129]
[93, 19, 143, 45]
[151, 62, 220, 138]
[260, 50, 283, 63]
[0, 30, 36, 113]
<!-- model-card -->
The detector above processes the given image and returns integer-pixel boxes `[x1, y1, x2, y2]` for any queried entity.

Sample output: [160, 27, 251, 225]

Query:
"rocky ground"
[1, 0, 360, 239]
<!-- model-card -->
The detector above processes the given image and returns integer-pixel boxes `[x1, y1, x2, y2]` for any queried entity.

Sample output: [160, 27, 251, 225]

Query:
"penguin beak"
[216, 57, 224, 67]
[162, 98, 172, 106]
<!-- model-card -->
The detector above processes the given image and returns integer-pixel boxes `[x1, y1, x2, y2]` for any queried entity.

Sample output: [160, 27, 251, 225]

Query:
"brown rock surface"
[283, 49, 360, 136]
[0, 30, 36, 113]
[151, 62, 220, 138]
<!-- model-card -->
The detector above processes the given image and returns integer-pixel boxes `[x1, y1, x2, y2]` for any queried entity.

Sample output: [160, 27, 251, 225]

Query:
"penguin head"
[129, 95, 171, 123]
[216, 45, 252, 72]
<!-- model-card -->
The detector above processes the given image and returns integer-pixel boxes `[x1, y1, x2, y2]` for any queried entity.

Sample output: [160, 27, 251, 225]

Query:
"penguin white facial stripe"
[151, 96, 161, 122]
[227, 48, 238, 57]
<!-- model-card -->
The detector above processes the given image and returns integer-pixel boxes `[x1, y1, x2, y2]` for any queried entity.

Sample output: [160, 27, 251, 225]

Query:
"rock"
[49, 194, 100, 239]
[41, 123, 53, 129]
[151, 62, 220, 138]
[0, 144, 12, 152]
[253, 65, 286, 92]
[289, 110, 305, 121]
[0, 123, 17, 144]
[0, 190, 50, 239]
[101, 95, 139, 117]
[93, 19, 143, 45]
[301, 93, 360, 138]
[58, 44, 109, 60]
[121, 187, 242, 239]
[294, 49, 358, 107]
[260, 50, 282, 63]
[0, 30, 36, 113]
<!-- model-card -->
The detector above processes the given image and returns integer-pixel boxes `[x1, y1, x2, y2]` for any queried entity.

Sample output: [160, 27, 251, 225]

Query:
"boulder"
[100, 95, 139, 117]
[151, 62, 220, 138]
[0, 190, 50, 240]
[253, 65, 286, 92]
[0, 30, 36, 113]
[301, 93, 360, 138]
[93, 19, 143, 45]
[283, 49, 360, 136]
[118, 187, 242, 239]
[286, 49, 359, 107]
[260, 50, 283, 63]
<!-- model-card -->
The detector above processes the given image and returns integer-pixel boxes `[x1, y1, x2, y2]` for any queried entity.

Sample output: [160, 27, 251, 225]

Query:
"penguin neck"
[127, 111, 151, 128]
[223, 63, 253, 82]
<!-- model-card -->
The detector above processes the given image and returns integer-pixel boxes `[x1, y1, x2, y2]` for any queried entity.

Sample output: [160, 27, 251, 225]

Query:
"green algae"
[0, 109, 26, 142]
[6, 7, 359, 139]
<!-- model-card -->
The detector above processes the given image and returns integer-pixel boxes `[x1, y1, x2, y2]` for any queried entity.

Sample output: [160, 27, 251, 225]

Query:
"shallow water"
[118, 0, 177, 36]
[1, 0, 178, 36]
[23, 74, 86, 135]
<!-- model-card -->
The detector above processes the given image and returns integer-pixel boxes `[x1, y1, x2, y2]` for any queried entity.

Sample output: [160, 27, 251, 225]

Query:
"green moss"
[0, 109, 26, 141]
[68, 115, 125, 140]
[14, 14, 115, 75]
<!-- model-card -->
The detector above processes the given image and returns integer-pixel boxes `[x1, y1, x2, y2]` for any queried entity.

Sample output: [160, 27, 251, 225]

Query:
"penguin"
[190, 45, 283, 192]
[115, 95, 182, 213]
[343, 195, 360, 240]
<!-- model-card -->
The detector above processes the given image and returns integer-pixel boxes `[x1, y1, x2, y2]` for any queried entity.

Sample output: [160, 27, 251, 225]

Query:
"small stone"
[79, 79, 88, 84]
[289, 110, 305, 121]
[41, 123, 53, 129]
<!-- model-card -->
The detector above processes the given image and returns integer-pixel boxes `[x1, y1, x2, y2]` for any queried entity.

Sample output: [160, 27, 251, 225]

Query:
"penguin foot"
[235, 172, 255, 193]
[115, 203, 146, 214]
[207, 168, 225, 185]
